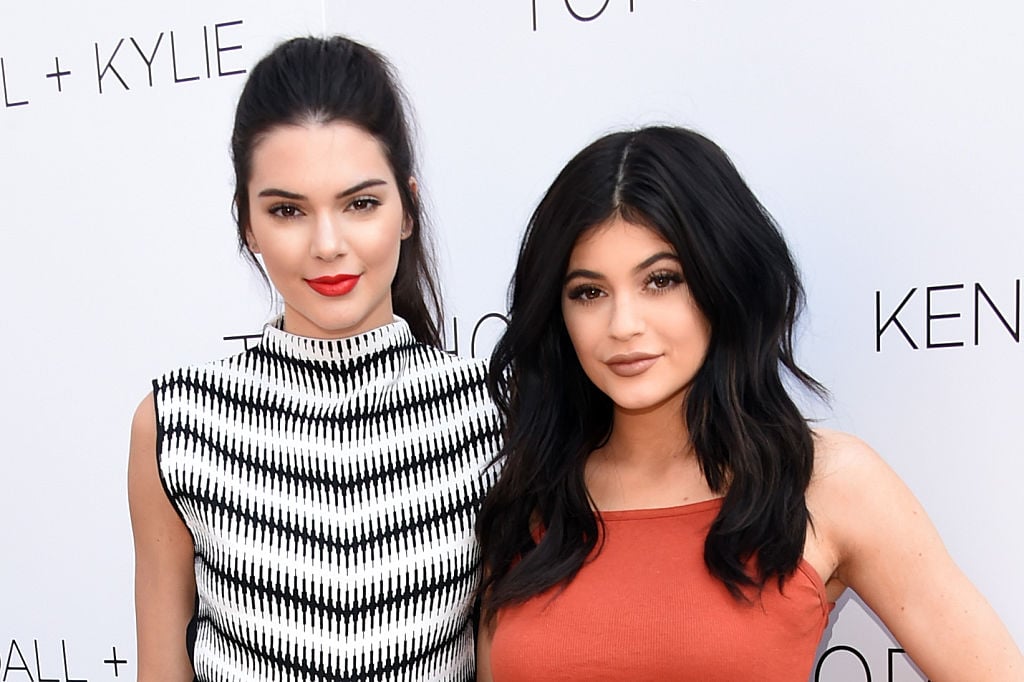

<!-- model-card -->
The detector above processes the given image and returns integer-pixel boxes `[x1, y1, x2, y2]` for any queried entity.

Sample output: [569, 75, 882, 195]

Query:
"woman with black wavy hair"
[475, 126, 1021, 681]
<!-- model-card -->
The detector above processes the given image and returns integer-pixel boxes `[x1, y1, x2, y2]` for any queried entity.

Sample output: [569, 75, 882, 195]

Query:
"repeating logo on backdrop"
[875, 279, 1020, 352]
[531, 0, 636, 31]
[814, 645, 926, 681]
[1, 19, 246, 111]
[1, 639, 128, 680]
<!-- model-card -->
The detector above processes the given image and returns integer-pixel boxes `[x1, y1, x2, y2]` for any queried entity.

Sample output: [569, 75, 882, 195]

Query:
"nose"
[608, 294, 645, 340]
[309, 211, 347, 261]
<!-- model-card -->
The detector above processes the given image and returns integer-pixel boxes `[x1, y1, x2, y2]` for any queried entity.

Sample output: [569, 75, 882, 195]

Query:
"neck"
[585, 392, 717, 511]
[603, 398, 692, 466]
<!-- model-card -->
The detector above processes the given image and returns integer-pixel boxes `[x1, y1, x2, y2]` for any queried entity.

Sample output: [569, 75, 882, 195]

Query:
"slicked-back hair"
[477, 126, 824, 618]
[231, 36, 442, 346]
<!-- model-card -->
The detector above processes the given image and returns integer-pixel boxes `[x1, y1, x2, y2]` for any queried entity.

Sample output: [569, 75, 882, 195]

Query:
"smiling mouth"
[305, 274, 360, 297]
[606, 354, 660, 377]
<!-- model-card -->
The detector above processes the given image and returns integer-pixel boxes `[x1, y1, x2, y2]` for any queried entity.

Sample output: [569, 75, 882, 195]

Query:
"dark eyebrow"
[564, 252, 680, 285]
[336, 178, 387, 199]
[256, 178, 388, 201]
[257, 188, 306, 200]
[633, 252, 679, 273]
[564, 268, 603, 285]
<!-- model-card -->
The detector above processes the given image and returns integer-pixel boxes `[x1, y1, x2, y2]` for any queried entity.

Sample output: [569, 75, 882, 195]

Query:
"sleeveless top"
[489, 498, 833, 681]
[153, 318, 502, 682]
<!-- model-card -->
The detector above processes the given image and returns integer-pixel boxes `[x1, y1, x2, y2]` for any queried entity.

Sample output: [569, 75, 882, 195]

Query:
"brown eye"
[645, 270, 683, 291]
[349, 196, 381, 212]
[270, 204, 302, 218]
[568, 284, 603, 301]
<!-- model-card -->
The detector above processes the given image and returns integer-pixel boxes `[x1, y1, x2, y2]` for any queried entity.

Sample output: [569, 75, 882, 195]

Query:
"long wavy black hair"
[477, 126, 825, 616]
[231, 36, 442, 346]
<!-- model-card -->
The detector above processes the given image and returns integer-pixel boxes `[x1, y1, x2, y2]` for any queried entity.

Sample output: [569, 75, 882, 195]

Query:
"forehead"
[568, 217, 675, 265]
[249, 121, 395, 187]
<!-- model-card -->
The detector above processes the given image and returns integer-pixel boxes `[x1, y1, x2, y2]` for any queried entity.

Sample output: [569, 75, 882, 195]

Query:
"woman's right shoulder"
[127, 391, 165, 510]
[128, 385, 196, 530]
[130, 391, 157, 440]
[150, 348, 254, 392]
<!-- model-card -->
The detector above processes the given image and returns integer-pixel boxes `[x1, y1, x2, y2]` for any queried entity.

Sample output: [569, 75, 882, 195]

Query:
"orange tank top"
[489, 498, 833, 681]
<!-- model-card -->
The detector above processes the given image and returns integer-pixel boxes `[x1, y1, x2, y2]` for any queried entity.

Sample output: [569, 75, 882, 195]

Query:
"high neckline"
[257, 315, 417, 366]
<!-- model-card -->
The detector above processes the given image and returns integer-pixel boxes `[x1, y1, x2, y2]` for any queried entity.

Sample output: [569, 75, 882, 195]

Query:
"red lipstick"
[606, 352, 660, 377]
[305, 274, 360, 297]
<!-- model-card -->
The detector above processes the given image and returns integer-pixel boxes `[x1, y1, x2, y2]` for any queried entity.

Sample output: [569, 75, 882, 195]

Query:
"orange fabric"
[490, 498, 833, 681]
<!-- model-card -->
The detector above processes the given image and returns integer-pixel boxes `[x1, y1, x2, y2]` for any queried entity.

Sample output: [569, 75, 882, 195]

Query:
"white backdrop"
[1, 2, 1020, 680]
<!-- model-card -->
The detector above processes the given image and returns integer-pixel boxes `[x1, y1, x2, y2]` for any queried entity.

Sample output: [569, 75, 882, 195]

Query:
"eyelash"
[266, 194, 382, 219]
[348, 195, 381, 212]
[268, 203, 303, 219]
[645, 269, 683, 292]
[565, 270, 684, 304]
[566, 284, 603, 302]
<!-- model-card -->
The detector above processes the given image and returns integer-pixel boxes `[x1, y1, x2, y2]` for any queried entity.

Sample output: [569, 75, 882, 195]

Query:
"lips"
[305, 274, 360, 297]
[606, 352, 660, 377]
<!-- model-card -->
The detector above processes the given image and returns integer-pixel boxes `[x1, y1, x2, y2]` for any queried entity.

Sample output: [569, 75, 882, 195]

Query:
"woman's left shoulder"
[407, 346, 500, 419]
[405, 343, 489, 385]
[803, 436, 1024, 678]
[805, 428, 913, 552]
[413, 343, 489, 374]
[808, 428, 895, 496]
[806, 428, 933, 573]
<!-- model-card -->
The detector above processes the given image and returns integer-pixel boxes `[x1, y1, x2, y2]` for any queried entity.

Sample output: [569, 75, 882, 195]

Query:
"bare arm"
[128, 393, 196, 681]
[812, 431, 1023, 681]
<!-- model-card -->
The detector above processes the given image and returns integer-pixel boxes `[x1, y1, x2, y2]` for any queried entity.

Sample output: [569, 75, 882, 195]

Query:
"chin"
[321, 316, 375, 335]
[605, 386, 689, 415]
[286, 305, 375, 339]
[609, 395, 665, 413]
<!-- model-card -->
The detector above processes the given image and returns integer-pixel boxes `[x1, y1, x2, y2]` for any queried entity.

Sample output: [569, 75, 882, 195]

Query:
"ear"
[237, 196, 261, 253]
[401, 177, 419, 240]
[245, 225, 261, 254]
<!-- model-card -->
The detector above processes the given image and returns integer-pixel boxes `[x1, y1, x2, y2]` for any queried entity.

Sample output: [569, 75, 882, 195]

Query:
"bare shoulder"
[127, 389, 193, 587]
[128, 390, 197, 678]
[811, 428, 878, 473]
[807, 432, 1024, 679]
[127, 391, 183, 533]
[808, 428, 899, 503]
[128, 393, 158, 492]
[804, 428, 921, 588]
[807, 427, 945, 591]
[131, 393, 157, 446]
[807, 427, 918, 525]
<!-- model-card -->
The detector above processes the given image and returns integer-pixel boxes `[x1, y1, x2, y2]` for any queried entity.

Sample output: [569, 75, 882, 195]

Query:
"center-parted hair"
[231, 36, 442, 346]
[477, 126, 824, 616]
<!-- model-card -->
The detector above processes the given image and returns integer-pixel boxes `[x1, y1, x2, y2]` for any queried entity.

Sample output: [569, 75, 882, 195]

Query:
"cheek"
[354, 217, 404, 267]
[359, 233, 402, 273]
[675, 309, 711, 360]
[252, 228, 301, 272]
[562, 308, 603, 371]
[561, 305, 586, 351]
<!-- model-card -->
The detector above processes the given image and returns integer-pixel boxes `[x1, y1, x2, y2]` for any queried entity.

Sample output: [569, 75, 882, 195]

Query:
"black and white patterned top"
[152, 317, 502, 682]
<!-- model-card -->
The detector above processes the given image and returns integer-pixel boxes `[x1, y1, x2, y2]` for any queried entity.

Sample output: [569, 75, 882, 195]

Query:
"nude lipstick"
[606, 352, 660, 377]
[305, 274, 360, 297]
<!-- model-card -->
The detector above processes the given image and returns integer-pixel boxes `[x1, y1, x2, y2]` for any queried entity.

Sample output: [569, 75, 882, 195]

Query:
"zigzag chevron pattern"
[153, 318, 502, 681]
